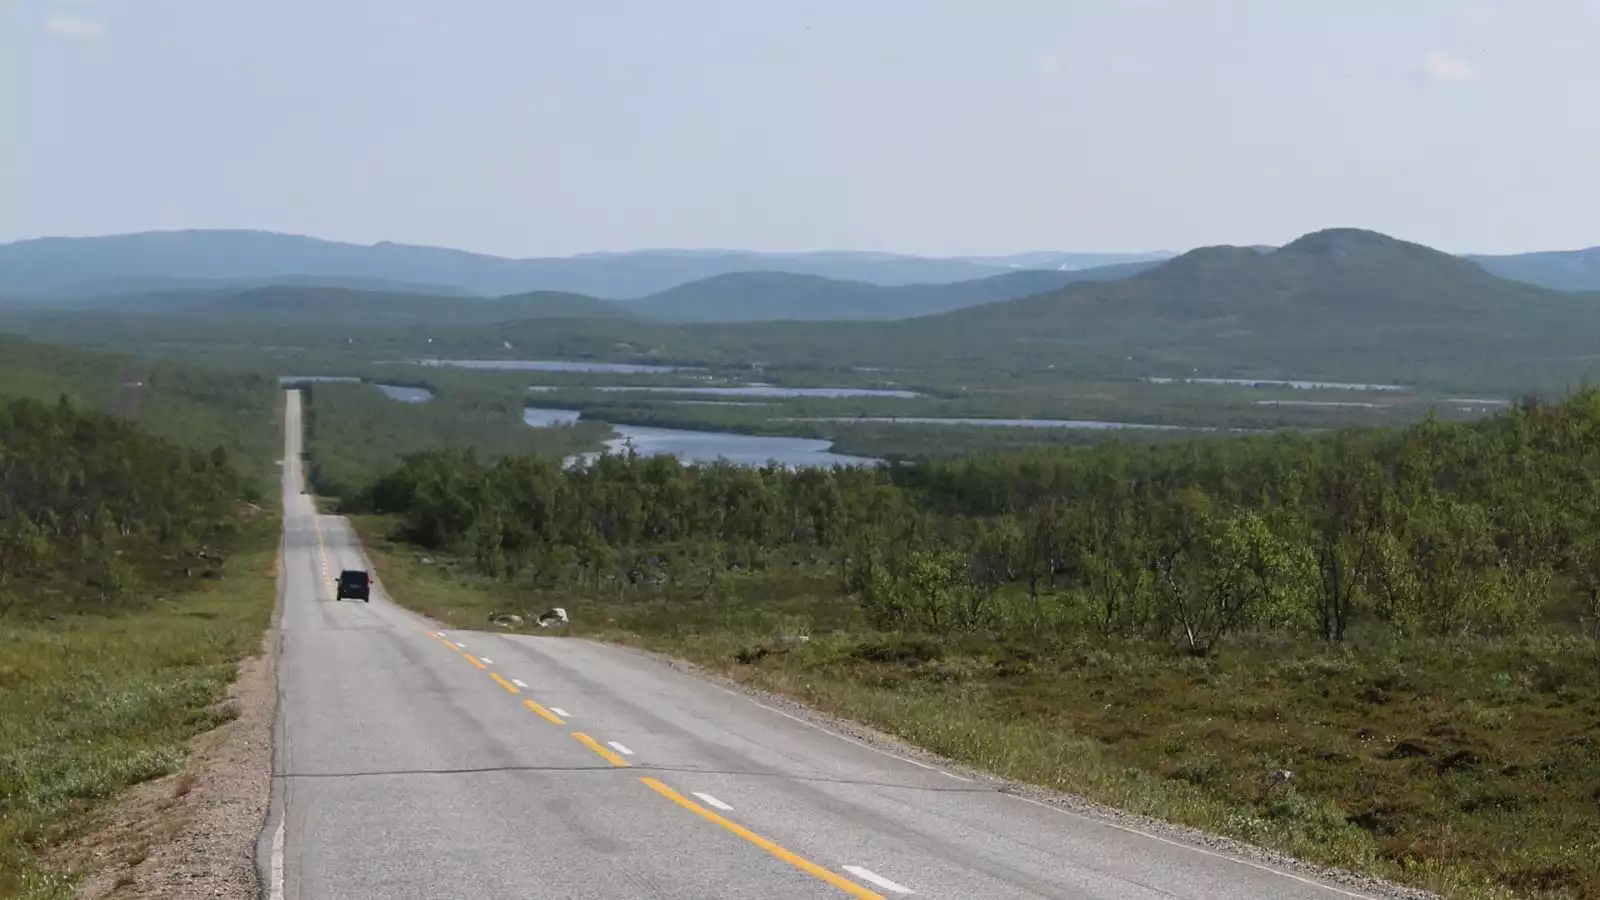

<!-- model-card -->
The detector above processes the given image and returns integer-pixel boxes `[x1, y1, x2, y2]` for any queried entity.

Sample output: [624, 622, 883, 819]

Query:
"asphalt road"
[261, 389, 1375, 899]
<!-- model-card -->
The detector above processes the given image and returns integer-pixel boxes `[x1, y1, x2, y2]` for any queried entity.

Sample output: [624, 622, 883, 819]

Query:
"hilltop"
[894, 228, 1600, 388]
[941, 228, 1577, 325]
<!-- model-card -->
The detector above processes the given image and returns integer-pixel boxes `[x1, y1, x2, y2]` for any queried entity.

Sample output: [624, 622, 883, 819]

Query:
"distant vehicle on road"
[335, 569, 371, 602]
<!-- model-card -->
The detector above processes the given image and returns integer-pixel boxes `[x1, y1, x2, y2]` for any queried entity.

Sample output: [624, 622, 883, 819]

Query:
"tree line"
[347, 389, 1600, 653]
[0, 394, 250, 616]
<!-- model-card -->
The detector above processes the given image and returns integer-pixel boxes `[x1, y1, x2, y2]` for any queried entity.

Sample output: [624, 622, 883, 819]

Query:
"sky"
[5, 0, 1599, 258]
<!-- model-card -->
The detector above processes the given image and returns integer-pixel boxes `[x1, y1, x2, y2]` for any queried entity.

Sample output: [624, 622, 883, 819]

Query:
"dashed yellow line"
[524, 699, 566, 725]
[573, 732, 631, 767]
[310, 515, 336, 596]
[640, 777, 885, 899]
[413, 627, 884, 898]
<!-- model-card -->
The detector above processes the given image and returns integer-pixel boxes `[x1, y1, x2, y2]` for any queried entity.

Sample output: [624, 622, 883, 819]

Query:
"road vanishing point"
[259, 389, 1376, 899]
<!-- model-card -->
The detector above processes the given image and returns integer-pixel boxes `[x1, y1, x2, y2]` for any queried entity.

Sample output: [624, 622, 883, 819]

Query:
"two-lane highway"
[261, 389, 1376, 899]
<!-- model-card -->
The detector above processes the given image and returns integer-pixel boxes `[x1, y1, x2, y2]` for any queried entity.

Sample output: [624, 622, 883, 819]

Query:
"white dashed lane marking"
[607, 741, 635, 756]
[843, 866, 913, 894]
[550, 708, 571, 718]
[512, 679, 528, 688]
[692, 792, 733, 811]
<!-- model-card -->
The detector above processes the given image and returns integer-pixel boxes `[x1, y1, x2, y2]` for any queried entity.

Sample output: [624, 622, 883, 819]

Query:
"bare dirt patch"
[48, 632, 277, 900]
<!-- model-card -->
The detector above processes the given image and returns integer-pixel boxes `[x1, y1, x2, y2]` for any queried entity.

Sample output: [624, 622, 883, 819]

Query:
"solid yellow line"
[572, 732, 629, 767]
[463, 654, 487, 670]
[524, 699, 566, 725]
[490, 673, 520, 694]
[639, 778, 884, 899]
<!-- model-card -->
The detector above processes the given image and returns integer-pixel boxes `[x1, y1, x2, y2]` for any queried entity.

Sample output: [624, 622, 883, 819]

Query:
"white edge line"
[512, 679, 528, 688]
[607, 741, 635, 756]
[550, 708, 570, 717]
[713, 675, 1371, 898]
[268, 818, 285, 900]
[692, 791, 734, 811]
[713, 683, 972, 781]
[1003, 792, 1379, 900]
[843, 865, 912, 894]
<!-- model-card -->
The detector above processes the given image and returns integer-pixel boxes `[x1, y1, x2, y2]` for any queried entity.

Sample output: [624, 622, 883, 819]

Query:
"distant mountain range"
[0, 230, 1174, 300]
[6, 227, 1600, 393]
[2, 229, 1599, 330]
[14, 264, 1159, 326]
[1464, 248, 1600, 292]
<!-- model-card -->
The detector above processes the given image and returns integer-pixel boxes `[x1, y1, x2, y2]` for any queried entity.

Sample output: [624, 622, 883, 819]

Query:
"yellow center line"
[639, 777, 884, 899]
[524, 699, 566, 725]
[573, 732, 630, 767]
[419, 629, 567, 728]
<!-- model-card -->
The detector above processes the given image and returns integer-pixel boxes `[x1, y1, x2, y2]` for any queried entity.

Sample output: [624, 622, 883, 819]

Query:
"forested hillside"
[353, 390, 1600, 898]
[0, 335, 280, 484]
[0, 395, 250, 616]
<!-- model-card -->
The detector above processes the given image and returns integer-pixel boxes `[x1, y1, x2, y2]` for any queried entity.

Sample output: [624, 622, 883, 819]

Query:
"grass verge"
[0, 517, 280, 899]
[350, 517, 1600, 900]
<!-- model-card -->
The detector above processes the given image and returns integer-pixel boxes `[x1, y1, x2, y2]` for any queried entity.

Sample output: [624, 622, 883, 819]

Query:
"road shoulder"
[45, 577, 280, 900]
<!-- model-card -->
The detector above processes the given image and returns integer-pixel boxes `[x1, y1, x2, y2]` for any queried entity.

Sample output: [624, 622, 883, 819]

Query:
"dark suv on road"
[336, 569, 371, 602]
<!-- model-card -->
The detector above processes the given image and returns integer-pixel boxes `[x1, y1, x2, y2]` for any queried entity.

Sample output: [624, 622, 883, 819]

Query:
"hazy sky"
[6, 0, 1598, 257]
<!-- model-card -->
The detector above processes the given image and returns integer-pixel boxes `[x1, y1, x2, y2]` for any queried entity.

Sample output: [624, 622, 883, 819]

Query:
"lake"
[375, 384, 434, 403]
[667, 400, 770, 407]
[523, 408, 583, 427]
[1255, 400, 1383, 409]
[782, 416, 1200, 431]
[524, 408, 877, 467]
[1144, 376, 1408, 391]
[530, 384, 924, 399]
[416, 359, 694, 374]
